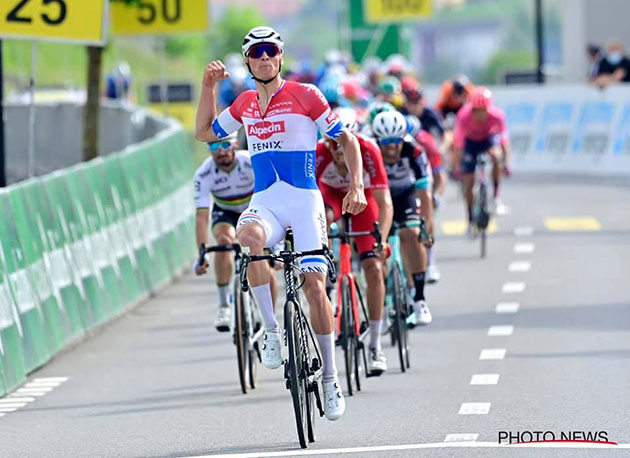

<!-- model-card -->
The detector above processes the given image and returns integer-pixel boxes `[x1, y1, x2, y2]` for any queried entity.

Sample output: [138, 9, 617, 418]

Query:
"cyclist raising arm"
[195, 27, 366, 421]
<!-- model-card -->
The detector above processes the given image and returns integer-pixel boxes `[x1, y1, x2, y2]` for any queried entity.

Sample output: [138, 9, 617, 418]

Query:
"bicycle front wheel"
[340, 277, 356, 396]
[233, 283, 249, 394]
[392, 263, 408, 373]
[286, 300, 309, 448]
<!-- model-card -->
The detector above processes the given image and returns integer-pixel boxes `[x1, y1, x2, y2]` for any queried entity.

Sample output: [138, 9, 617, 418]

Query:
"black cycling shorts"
[211, 204, 241, 228]
[392, 186, 421, 224]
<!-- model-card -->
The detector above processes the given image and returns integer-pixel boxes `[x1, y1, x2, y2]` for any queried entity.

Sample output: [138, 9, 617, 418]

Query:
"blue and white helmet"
[372, 111, 407, 139]
[242, 26, 284, 57]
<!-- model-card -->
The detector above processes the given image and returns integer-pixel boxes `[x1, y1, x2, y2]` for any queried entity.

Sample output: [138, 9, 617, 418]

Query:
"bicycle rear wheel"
[233, 283, 249, 394]
[392, 264, 408, 373]
[286, 300, 309, 448]
[248, 294, 259, 389]
[340, 277, 356, 396]
[354, 284, 367, 392]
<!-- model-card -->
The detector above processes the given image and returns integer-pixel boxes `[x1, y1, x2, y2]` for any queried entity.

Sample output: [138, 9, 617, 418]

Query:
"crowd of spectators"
[588, 39, 630, 89]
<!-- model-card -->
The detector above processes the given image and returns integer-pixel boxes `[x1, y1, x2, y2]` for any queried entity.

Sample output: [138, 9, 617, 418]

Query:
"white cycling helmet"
[333, 107, 358, 133]
[372, 111, 407, 139]
[242, 26, 284, 57]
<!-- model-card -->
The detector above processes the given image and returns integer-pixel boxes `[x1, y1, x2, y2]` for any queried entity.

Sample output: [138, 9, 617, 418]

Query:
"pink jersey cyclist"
[454, 102, 509, 174]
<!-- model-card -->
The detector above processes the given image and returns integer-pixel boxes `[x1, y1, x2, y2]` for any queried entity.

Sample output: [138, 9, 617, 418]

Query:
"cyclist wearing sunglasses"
[193, 133, 266, 331]
[315, 107, 393, 375]
[372, 111, 434, 326]
[194, 26, 367, 421]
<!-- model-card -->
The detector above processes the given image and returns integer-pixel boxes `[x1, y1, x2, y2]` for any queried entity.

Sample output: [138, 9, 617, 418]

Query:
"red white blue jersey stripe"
[212, 81, 343, 192]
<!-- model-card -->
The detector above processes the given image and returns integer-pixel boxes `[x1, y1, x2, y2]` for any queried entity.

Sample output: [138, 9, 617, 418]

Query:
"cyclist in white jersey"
[193, 133, 278, 332]
[195, 26, 367, 421]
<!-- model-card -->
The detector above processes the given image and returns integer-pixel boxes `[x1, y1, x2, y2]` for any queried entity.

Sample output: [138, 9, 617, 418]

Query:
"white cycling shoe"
[261, 329, 283, 369]
[322, 378, 345, 421]
[367, 348, 387, 376]
[414, 300, 433, 325]
[214, 306, 231, 333]
[427, 264, 441, 284]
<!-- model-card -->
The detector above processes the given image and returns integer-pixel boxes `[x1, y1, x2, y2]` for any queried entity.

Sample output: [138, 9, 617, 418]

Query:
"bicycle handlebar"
[197, 243, 241, 267]
[239, 245, 337, 293]
[328, 216, 383, 252]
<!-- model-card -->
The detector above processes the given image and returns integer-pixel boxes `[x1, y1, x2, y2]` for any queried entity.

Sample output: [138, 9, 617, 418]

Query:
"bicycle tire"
[340, 277, 355, 396]
[354, 284, 367, 392]
[392, 263, 408, 373]
[248, 295, 259, 389]
[233, 283, 249, 394]
[286, 300, 309, 448]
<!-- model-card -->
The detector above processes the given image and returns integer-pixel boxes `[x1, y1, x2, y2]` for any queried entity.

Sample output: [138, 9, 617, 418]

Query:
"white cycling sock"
[217, 283, 231, 307]
[316, 332, 337, 381]
[369, 320, 382, 351]
[251, 284, 278, 330]
[428, 247, 436, 267]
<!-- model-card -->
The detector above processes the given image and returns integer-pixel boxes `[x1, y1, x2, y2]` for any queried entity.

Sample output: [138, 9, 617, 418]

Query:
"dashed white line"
[444, 434, 479, 442]
[4, 397, 36, 403]
[458, 403, 491, 415]
[0, 408, 18, 413]
[479, 348, 506, 360]
[0, 403, 28, 409]
[33, 377, 68, 382]
[25, 382, 61, 388]
[502, 282, 526, 293]
[470, 374, 500, 385]
[514, 226, 534, 236]
[514, 243, 535, 254]
[488, 325, 514, 336]
[496, 302, 519, 314]
[509, 261, 531, 272]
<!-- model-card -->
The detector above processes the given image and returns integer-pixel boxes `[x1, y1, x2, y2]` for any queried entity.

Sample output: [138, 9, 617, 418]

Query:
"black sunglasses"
[248, 44, 281, 59]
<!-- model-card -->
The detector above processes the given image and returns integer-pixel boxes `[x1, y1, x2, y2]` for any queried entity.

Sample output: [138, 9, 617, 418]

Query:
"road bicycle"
[328, 215, 382, 395]
[472, 152, 491, 258]
[385, 218, 433, 372]
[197, 243, 263, 394]
[239, 229, 336, 449]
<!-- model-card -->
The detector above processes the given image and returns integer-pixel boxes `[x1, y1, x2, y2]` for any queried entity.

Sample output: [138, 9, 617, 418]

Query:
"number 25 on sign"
[0, 0, 107, 44]
[364, 0, 434, 23]
[111, 0, 209, 36]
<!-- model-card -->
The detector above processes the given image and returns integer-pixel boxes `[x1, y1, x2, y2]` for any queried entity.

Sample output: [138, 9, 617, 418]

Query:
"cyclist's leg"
[211, 205, 239, 307]
[487, 136, 503, 199]
[236, 200, 285, 331]
[462, 138, 481, 224]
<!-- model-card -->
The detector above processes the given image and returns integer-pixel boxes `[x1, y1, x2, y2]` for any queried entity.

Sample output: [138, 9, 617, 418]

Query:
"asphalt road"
[1, 173, 629, 458]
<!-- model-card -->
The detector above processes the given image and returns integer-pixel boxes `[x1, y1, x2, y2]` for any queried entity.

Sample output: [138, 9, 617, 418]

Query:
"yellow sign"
[111, 0, 209, 36]
[0, 0, 107, 44]
[150, 103, 196, 131]
[364, 0, 434, 23]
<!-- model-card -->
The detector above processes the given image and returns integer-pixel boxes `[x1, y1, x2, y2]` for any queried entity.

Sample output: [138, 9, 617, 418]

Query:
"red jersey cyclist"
[316, 108, 394, 376]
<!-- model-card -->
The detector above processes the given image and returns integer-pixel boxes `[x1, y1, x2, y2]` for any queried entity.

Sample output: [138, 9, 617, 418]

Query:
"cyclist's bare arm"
[195, 60, 230, 142]
[195, 209, 210, 274]
[417, 189, 434, 247]
[372, 188, 393, 243]
[338, 131, 367, 215]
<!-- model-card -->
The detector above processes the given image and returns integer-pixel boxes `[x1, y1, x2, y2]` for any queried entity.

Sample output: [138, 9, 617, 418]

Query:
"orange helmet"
[470, 86, 492, 109]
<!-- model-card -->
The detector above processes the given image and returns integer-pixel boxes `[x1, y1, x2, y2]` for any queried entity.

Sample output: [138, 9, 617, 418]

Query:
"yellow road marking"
[544, 217, 601, 232]
[441, 220, 497, 235]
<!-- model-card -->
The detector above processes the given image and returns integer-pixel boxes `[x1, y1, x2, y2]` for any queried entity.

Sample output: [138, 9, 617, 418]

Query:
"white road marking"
[0, 408, 18, 413]
[0, 413, 4, 417]
[496, 302, 519, 314]
[16, 388, 52, 395]
[178, 441, 630, 457]
[502, 282, 526, 293]
[514, 243, 535, 254]
[470, 374, 500, 385]
[479, 348, 506, 360]
[458, 402, 491, 415]
[444, 434, 479, 442]
[0, 403, 27, 409]
[514, 226, 534, 236]
[509, 261, 531, 272]
[4, 397, 36, 402]
[32, 377, 68, 382]
[25, 382, 61, 388]
[488, 325, 514, 336]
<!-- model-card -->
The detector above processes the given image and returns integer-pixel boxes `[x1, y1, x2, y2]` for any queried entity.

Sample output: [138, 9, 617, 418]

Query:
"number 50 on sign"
[364, 0, 434, 23]
[111, 0, 209, 36]
[0, 0, 107, 44]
